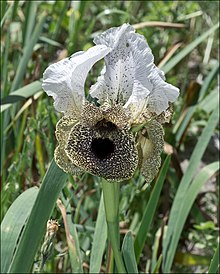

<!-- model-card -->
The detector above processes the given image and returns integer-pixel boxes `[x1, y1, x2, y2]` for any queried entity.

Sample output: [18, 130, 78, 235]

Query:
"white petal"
[42, 45, 111, 115]
[90, 23, 179, 116]
[148, 70, 179, 115]
[90, 24, 154, 106]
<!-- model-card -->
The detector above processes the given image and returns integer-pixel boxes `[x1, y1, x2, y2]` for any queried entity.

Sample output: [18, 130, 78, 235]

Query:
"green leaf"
[39, 36, 63, 47]
[198, 63, 219, 101]
[8, 159, 67, 273]
[208, 242, 220, 274]
[134, 155, 171, 262]
[152, 254, 162, 273]
[151, 228, 162, 273]
[174, 252, 211, 266]
[1, 187, 39, 273]
[23, 1, 38, 47]
[1, 2, 13, 28]
[198, 88, 219, 113]
[163, 105, 219, 273]
[161, 23, 219, 74]
[10, 12, 46, 92]
[1, 81, 42, 112]
[194, 221, 217, 231]
[89, 193, 107, 274]
[66, 214, 83, 273]
[163, 161, 219, 273]
[173, 63, 219, 142]
[58, 195, 83, 273]
[122, 231, 138, 273]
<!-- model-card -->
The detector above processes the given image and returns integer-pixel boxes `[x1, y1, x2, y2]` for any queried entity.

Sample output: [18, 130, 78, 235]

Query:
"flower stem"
[102, 180, 126, 273]
[106, 241, 114, 273]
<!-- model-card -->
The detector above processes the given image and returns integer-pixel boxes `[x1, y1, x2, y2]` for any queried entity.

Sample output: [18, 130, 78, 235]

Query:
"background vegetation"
[1, 1, 219, 273]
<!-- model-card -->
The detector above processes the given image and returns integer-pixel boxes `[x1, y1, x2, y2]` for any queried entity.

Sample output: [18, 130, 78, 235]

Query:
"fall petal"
[54, 116, 82, 175]
[42, 45, 111, 116]
[139, 120, 164, 183]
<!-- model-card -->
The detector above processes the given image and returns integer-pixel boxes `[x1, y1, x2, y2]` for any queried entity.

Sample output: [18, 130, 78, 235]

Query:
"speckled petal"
[101, 103, 130, 129]
[139, 120, 164, 183]
[55, 115, 78, 142]
[81, 101, 129, 129]
[90, 24, 153, 105]
[90, 23, 179, 118]
[54, 116, 82, 175]
[42, 45, 111, 115]
[156, 104, 173, 124]
[80, 102, 104, 127]
[54, 145, 82, 175]
[65, 122, 138, 182]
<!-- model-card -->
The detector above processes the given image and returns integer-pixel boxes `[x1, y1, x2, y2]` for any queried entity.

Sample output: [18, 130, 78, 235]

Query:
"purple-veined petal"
[42, 45, 111, 115]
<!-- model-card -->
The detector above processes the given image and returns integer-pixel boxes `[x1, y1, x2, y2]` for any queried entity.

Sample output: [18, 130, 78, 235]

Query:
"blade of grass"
[68, 1, 87, 53]
[198, 62, 219, 101]
[173, 106, 194, 143]
[39, 36, 63, 47]
[10, 12, 46, 92]
[163, 105, 219, 271]
[35, 133, 45, 177]
[66, 205, 83, 273]
[11, 1, 19, 21]
[161, 23, 219, 74]
[23, 1, 38, 47]
[173, 62, 219, 142]
[0, 1, 8, 21]
[208, 242, 220, 274]
[57, 199, 83, 273]
[51, 1, 69, 41]
[163, 161, 219, 273]
[1, 187, 39, 273]
[15, 107, 29, 154]
[151, 227, 162, 273]
[1, 80, 42, 112]
[1, 2, 13, 27]
[198, 88, 219, 113]
[152, 254, 162, 273]
[122, 231, 138, 273]
[8, 159, 67, 273]
[3, 91, 43, 135]
[2, 1, 13, 97]
[134, 155, 171, 263]
[133, 21, 185, 29]
[90, 193, 107, 274]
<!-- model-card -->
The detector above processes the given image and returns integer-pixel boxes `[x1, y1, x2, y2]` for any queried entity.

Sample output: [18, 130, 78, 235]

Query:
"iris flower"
[42, 24, 179, 183]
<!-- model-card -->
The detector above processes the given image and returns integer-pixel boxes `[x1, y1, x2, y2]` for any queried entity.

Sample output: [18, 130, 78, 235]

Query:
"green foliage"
[1, 187, 38, 273]
[1, 1, 219, 273]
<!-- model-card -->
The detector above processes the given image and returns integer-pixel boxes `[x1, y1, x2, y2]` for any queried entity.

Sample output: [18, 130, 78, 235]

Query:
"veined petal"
[42, 45, 111, 115]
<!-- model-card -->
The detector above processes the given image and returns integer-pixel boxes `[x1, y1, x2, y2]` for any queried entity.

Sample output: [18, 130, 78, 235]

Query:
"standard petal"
[42, 45, 111, 115]
[90, 24, 154, 106]
[148, 71, 180, 115]
[90, 23, 179, 118]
